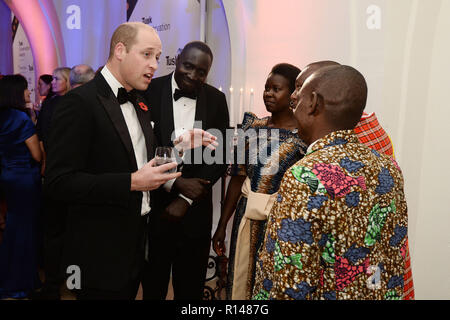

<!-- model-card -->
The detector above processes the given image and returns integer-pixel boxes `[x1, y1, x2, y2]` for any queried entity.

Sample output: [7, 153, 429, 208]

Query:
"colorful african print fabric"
[252, 130, 409, 300]
[226, 112, 307, 299]
[354, 112, 394, 156]
[355, 113, 414, 300]
[230, 112, 308, 193]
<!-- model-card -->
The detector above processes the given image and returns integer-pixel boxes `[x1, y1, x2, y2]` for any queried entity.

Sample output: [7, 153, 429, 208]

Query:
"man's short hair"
[70, 64, 95, 87]
[179, 41, 213, 62]
[108, 23, 140, 60]
[314, 65, 368, 129]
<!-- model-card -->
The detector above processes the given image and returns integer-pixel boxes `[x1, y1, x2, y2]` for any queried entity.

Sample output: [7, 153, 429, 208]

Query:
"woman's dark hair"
[39, 74, 54, 100]
[270, 63, 301, 93]
[39, 74, 53, 84]
[0, 74, 28, 111]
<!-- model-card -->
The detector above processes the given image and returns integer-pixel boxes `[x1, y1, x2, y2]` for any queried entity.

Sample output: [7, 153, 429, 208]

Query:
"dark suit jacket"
[143, 73, 229, 239]
[45, 73, 156, 291]
[35, 95, 62, 152]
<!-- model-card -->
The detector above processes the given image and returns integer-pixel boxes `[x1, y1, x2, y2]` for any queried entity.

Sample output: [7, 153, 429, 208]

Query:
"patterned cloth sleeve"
[252, 170, 324, 300]
[253, 131, 408, 300]
[229, 112, 257, 177]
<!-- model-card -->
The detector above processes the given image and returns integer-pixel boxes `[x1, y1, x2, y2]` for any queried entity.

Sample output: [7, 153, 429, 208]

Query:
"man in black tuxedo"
[142, 42, 229, 300]
[34, 64, 95, 300]
[44, 22, 182, 300]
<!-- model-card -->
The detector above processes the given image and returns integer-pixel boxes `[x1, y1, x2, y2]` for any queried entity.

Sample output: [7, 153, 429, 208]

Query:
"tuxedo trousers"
[75, 215, 148, 300]
[143, 217, 211, 300]
[42, 196, 67, 295]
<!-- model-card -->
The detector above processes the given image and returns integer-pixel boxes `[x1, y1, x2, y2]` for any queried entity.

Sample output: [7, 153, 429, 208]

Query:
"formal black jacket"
[36, 95, 62, 151]
[45, 73, 156, 291]
[143, 73, 229, 238]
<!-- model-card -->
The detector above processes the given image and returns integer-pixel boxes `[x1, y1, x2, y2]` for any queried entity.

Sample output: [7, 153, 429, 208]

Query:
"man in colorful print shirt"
[253, 65, 409, 300]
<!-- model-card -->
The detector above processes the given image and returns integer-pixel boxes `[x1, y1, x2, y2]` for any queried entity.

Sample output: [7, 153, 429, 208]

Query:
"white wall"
[221, 0, 450, 299]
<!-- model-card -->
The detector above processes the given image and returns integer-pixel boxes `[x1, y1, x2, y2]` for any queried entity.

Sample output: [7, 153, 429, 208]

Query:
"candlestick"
[229, 87, 234, 127]
[239, 88, 244, 125]
[249, 88, 254, 113]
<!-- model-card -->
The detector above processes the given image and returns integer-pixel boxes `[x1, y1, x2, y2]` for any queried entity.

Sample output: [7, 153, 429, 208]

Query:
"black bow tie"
[174, 88, 197, 101]
[117, 87, 136, 105]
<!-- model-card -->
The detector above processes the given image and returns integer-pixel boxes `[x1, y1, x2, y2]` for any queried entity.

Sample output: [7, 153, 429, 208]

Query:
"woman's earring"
[289, 100, 295, 110]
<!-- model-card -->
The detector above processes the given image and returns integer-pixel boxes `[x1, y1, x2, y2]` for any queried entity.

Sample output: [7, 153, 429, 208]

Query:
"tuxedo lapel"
[194, 85, 207, 129]
[95, 75, 138, 170]
[133, 93, 155, 160]
[159, 76, 175, 146]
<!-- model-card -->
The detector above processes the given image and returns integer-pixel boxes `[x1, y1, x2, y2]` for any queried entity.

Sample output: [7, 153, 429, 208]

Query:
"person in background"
[253, 65, 409, 300]
[69, 64, 95, 89]
[291, 60, 414, 300]
[24, 74, 55, 126]
[142, 41, 229, 300]
[212, 63, 307, 299]
[0, 183, 5, 244]
[0, 74, 43, 299]
[36, 74, 54, 112]
[36, 67, 71, 175]
[37, 74, 54, 102]
[0, 190, 5, 244]
[0, 71, 3, 241]
[35, 64, 95, 300]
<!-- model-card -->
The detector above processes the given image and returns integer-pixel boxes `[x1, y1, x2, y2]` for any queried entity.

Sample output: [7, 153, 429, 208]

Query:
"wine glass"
[154, 147, 177, 173]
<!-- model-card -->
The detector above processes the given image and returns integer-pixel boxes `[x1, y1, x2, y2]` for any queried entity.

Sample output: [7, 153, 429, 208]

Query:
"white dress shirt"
[101, 66, 150, 215]
[162, 73, 197, 205]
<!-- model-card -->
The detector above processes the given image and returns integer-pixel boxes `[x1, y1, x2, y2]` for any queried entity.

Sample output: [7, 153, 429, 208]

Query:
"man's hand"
[163, 197, 190, 222]
[173, 177, 210, 201]
[173, 128, 218, 155]
[131, 158, 181, 191]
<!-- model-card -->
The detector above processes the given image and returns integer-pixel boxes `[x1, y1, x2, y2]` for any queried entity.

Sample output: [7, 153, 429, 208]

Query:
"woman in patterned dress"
[212, 63, 307, 299]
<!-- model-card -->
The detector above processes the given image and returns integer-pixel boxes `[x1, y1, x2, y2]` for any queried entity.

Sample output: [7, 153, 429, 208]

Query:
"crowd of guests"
[0, 64, 95, 299]
[0, 21, 414, 300]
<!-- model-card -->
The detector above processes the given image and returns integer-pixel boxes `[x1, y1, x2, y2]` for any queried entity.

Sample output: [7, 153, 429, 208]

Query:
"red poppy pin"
[138, 102, 149, 112]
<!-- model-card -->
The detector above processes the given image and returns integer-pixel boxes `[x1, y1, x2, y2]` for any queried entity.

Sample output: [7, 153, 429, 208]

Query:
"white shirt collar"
[171, 72, 179, 94]
[101, 65, 124, 99]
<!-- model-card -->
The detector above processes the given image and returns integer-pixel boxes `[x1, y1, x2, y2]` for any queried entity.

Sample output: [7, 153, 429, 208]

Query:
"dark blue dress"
[0, 108, 42, 299]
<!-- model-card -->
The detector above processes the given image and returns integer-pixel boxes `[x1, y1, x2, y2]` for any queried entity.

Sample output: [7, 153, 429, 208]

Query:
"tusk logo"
[142, 16, 153, 25]
[166, 48, 183, 67]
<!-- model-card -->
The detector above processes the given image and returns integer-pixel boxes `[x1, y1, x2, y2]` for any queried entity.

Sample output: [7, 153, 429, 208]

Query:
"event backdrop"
[5, 0, 203, 99]
[0, 1, 13, 76]
[127, 0, 201, 78]
[12, 17, 36, 102]
[51, 0, 126, 71]
[5, 0, 126, 102]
